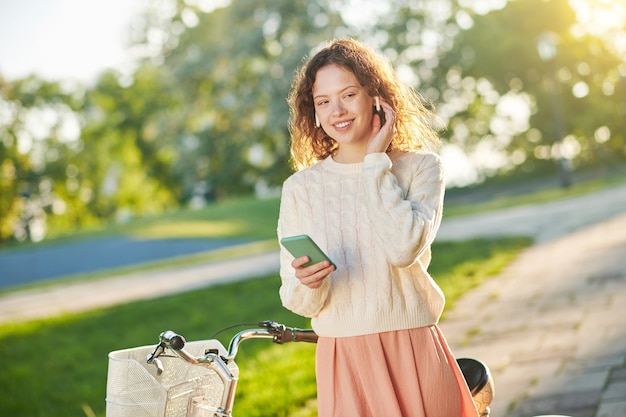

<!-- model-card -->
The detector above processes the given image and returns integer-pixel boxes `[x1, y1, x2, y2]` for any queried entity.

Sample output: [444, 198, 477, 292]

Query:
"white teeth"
[335, 121, 351, 128]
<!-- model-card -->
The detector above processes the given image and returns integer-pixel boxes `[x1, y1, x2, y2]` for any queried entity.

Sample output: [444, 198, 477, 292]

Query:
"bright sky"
[0, 0, 146, 83]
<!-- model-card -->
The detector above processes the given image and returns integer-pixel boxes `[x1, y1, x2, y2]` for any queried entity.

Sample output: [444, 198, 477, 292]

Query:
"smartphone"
[280, 234, 336, 269]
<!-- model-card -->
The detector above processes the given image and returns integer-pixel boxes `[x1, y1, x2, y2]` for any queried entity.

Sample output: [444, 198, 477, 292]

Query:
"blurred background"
[0, 0, 624, 244]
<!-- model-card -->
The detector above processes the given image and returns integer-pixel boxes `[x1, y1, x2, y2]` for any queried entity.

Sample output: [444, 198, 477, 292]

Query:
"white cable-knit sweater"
[277, 150, 446, 337]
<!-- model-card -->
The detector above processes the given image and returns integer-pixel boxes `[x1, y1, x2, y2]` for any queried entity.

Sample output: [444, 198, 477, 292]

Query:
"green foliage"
[0, 0, 347, 244]
[0, 236, 530, 417]
[0, 76, 85, 244]
[372, 0, 625, 184]
[82, 65, 182, 217]
[2, 0, 624, 247]
[437, 0, 626, 176]
[150, 0, 345, 200]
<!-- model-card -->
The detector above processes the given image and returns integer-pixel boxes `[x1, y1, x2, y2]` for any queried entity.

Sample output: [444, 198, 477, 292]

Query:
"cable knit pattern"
[278, 150, 446, 337]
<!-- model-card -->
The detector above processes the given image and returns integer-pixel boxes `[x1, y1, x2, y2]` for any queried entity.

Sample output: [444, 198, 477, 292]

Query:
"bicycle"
[105, 320, 494, 417]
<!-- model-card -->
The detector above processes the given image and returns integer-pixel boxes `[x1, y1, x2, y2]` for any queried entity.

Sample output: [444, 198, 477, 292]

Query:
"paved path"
[437, 182, 626, 243]
[1, 182, 626, 416]
[437, 183, 626, 416]
[440, 212, 626, 417]
[0, 251, 279, 323]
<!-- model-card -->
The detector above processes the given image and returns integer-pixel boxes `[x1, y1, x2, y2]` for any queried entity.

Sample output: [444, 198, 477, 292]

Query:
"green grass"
[2, 196, 282, 253]
[0, 236, 530, 417]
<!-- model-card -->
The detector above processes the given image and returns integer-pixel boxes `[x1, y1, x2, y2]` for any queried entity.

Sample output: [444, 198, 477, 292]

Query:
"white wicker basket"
[106, 340, 238, 417]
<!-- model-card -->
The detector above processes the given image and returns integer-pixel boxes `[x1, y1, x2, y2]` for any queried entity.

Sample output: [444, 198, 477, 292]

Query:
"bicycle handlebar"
[147, 320, 318, 373]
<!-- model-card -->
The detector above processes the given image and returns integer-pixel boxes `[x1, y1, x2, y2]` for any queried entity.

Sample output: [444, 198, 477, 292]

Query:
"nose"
[330, 100, 346, 116]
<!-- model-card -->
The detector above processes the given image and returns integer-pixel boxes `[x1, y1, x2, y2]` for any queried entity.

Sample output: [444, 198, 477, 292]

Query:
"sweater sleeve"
[361, 151, 445, 267]
[277, 176, 331, 318]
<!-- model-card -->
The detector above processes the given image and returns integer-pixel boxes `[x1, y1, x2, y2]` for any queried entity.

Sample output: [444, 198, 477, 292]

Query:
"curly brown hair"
[287, 38, 441, 171]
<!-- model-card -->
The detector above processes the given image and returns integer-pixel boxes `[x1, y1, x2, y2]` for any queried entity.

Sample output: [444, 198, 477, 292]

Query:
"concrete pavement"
[440, 212, 626, 417]
[436, 182, 626, 416]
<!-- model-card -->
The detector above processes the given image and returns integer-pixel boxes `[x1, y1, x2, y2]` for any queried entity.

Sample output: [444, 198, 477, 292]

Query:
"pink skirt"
[315, 325, 478, 417]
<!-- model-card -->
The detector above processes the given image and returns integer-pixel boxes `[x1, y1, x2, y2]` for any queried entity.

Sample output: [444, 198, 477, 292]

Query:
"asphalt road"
[0, 236, 248, 289]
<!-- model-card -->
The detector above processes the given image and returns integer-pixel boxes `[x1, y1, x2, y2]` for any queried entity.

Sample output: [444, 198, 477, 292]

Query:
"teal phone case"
[280, 234, 336, 268]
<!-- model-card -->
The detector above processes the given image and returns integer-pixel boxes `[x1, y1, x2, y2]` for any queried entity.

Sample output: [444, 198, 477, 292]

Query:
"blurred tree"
[0, 78, 31, 243]
[360, 0, 625, 185]
[4, 0, 624, 243]
[129, 0, 345, 201]
[436, 0, 626, 184]
[0, 0, 348, 242]
[78, 65, 181, 221]
[0, 76, 87, 243]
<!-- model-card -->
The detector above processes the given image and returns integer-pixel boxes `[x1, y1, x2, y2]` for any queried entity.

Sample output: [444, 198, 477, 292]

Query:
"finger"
[372, 113, 382, 132]
[296, 261, 334, 283]
[291, 256, 311, 269]
[301, 265, 335, 288]
[295, 259, 332, 278]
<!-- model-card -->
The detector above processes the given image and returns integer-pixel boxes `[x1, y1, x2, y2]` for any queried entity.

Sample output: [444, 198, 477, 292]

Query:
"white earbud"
[375, 96, 381, 112]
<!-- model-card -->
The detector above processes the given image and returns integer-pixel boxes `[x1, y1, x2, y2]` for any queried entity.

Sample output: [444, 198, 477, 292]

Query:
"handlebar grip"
[160, 330, 186, 350]
[293, 329, 318, 343]
[276, 328, 318, 344]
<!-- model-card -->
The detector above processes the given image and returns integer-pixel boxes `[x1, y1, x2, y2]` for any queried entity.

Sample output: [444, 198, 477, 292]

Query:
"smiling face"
[312, 64, 376, 161]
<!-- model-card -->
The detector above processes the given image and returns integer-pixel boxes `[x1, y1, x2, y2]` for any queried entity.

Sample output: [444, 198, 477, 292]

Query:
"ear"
[374, 96, 381, 112]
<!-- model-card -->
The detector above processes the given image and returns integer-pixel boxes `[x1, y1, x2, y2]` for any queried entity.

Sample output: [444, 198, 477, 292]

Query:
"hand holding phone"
[280, 234, 336, 269]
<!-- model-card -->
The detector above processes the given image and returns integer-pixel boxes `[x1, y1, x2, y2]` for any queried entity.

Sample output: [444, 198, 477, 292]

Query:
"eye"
[316, 99, 329, 106]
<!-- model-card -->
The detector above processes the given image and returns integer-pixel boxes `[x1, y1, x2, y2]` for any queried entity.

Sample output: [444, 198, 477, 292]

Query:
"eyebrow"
[313, 85, 361, 100]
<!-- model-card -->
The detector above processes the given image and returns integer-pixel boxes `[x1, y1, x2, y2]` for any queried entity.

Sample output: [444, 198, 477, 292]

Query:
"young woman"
[277, 38, 478, 417]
